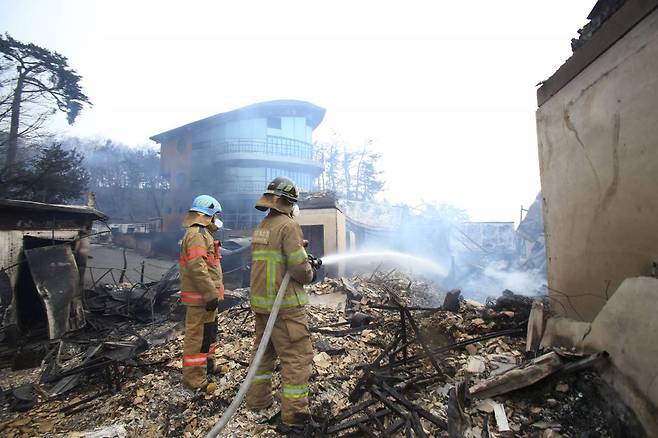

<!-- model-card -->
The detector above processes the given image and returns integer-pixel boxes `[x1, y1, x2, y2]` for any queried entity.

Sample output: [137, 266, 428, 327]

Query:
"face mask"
[213, 218, 223, 229]
[292, 204, 300, 217]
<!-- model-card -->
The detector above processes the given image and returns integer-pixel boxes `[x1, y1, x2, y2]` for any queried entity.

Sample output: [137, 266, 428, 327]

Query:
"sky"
[0, 0, 594, 222]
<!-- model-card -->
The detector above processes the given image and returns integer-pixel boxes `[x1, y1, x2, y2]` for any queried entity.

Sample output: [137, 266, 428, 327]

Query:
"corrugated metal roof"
[0, 199, 109, 221]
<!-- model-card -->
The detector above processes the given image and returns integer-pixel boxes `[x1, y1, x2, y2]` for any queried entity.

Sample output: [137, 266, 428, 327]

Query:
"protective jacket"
[249, 206, 314, 314]
[179, 212, 224, 306]
[247, 194, 315, 425]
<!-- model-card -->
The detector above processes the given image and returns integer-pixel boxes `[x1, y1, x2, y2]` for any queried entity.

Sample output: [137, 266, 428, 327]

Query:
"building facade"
[150, 100, 325, 232]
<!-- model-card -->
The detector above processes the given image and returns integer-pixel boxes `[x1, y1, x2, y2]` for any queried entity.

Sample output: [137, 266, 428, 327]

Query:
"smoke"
[339, 200, 547, 303]
[458, 261, 546, 303]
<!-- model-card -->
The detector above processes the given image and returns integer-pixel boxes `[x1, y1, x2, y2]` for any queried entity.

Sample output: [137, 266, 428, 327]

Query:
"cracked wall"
[536, 8, 658, 321]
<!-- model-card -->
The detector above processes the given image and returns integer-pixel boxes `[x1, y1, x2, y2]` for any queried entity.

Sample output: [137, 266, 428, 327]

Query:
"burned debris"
[298, 275, 609, 437]
[84, 264, 183, 324]
[0, 263, 645, 437]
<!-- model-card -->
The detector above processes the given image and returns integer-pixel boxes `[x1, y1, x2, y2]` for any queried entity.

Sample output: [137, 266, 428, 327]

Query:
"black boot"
[207, 359, 223, 376]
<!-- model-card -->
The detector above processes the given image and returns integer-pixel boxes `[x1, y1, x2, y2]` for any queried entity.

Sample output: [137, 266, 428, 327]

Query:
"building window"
[267, 117, 281, 129]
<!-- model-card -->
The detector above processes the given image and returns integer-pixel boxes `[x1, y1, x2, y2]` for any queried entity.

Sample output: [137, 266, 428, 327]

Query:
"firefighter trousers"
[182, 306, 218, 389]
[246, 308, 313, 426]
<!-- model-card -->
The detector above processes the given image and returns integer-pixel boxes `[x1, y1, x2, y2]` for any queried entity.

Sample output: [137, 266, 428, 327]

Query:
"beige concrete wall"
[539, 277, 658, 436]
[585, 277, 658, 436]
[536, 9, 658, 321]
[297, 208, 347, 276]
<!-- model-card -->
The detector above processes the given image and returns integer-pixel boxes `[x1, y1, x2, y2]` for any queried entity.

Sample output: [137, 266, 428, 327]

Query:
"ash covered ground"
[0, 273, 643, 437]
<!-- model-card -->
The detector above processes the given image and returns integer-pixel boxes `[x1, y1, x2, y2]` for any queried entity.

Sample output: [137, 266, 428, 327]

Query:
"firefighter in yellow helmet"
[245, 177, 321, 432]
[179, 195, 224, 393]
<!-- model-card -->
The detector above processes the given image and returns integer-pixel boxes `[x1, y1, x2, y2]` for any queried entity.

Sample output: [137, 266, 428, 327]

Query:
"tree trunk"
[5, 70, 25, 173]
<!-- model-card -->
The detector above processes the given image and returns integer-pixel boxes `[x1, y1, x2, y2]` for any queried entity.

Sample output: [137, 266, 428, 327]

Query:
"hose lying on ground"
[205, 272, 292, 437]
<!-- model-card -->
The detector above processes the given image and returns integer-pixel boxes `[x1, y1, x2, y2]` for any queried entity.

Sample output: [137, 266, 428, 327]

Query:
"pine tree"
[0, 33, 90, 176]
[3, 144, 89, 203]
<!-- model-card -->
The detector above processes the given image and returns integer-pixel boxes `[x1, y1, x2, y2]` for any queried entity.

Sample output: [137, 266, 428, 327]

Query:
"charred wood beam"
[370, 384, 436, 437]
[310, 320, 351, 330]
[349, 332, 402, 402]
[312, 322, 380, 337]
[386, 328, 524, 369]
[119, 248, 127, 283]
[395, 374, 444, 392]
[400, 306, 443, 376]
[61, 389, 110, 415]
[364, 407, 385, 433]
[559, 351, 609, 375]
[326, 408, 391, 434]
[400, 309, 408, 364]
[333, 399, 379, 422]
[370, 386, 409, 421]
[410, 412, 427, 438]
[371, 373, 406, 383]
[383, 288, 443, 376]
[447, 378, 470, 438]
[369, 304, 443, 312]
[389, 339, 415, 359]
[357, 423, 379, 437]
[379, 382, 447, 430]
[382, 417, 406, 436]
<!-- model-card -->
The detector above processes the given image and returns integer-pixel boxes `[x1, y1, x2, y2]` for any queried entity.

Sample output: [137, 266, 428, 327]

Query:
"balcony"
[193, 136, 324, 173]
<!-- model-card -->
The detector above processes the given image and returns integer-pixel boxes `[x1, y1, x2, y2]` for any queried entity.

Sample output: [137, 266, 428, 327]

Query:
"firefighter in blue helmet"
[179, 195, 224, 392]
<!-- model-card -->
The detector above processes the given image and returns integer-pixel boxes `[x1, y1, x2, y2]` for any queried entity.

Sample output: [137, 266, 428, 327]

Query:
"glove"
[307, 254, 322, 270]
[205, 298, 218, 311]
[307, 254, 322, 282]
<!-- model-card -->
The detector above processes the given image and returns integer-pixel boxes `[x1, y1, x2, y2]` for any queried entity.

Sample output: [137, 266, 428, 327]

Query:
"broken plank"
[493, 402, 511, 432]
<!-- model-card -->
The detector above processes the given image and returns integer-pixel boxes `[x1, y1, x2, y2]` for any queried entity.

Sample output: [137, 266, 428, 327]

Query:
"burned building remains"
[0, 199, 107, 342]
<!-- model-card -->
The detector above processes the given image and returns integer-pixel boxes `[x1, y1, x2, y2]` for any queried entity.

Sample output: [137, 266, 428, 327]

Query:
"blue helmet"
[189, 195, 222, 217]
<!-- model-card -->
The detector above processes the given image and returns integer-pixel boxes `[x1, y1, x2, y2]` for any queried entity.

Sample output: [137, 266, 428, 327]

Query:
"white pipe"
[205, 272, 291, 437]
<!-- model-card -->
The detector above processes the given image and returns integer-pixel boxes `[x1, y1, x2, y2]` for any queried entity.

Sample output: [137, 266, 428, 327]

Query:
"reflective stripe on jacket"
[249, 211, 314, 314]
[179, 225, 224, 306]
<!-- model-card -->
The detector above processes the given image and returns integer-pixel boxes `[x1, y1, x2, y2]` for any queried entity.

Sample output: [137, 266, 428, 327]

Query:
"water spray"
[321, 250, 449, 277]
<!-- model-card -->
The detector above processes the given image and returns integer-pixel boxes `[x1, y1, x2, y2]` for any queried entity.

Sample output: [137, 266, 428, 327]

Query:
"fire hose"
[205, 272, 291, 437]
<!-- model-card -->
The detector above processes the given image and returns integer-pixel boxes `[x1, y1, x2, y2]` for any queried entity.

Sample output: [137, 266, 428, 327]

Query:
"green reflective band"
[253, 250, 284, 296]
[287, 247, 308, 266]
[282, 383, 309, 399]
[250, 292, 310, 312]
[254, 373, 272, 382]
[252, 250, 284, 262]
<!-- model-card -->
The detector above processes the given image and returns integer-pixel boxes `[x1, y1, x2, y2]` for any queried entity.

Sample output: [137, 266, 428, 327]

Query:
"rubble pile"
[0, 271, 640, 437]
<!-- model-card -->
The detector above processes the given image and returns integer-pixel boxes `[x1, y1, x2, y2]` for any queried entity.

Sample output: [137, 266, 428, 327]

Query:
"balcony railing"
[192, 136, 320, 161]
[221, 181, 269, 194]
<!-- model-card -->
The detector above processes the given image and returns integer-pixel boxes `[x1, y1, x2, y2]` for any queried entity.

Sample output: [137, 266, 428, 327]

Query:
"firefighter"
[245, 177, 321, 432]
[179, 195, 224, 393]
